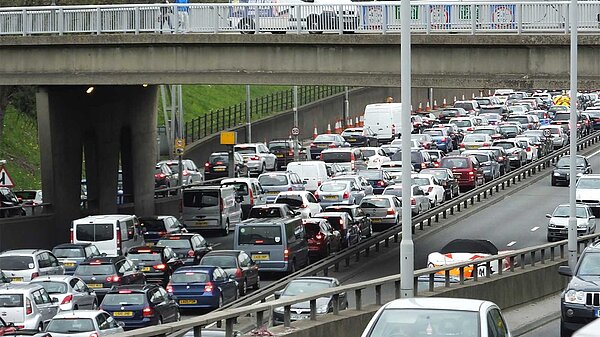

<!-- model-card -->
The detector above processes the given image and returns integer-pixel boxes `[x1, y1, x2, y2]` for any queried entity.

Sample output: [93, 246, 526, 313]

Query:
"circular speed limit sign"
[543, 129, 552, 137]
[291, 127, 300, 136]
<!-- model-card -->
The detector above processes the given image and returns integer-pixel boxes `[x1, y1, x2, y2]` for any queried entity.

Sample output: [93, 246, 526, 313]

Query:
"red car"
[439, 155, 485, 191]
[0, 317, 16, 336]
[302, 219, 342, 261]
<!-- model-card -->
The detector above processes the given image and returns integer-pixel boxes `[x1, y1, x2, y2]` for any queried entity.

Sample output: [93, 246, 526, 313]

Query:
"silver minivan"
[258, 172, 306, 203]
[221, 178, 267, 220]
[0, 283, 59, 330]
[181, 185, 242, 236]
[233, 217, 309, 274]
[0, 250, 64, 282]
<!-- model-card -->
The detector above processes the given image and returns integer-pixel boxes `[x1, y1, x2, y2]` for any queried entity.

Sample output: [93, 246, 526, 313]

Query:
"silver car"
[359, 195, 402, 230]
[31, 275, 98, 311]
[157, 159, 204, 185]
[0, 283, 59, 330]
[382, 184, 431, 216]
[315, 180, 364, 207]
[332, 175, 374, 196]
[0, 249, 64, 282]
[258, 172, 306, 203]
[46, 310, 124, 337]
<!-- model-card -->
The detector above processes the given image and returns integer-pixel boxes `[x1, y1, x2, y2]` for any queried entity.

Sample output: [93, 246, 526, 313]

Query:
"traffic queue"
[0, 88, 598, 337]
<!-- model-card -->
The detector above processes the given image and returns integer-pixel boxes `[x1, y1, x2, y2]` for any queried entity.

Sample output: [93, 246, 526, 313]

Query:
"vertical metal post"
[293, 85, 299, 162]
[344, 86, 350, 124]
[400, 0, 414, 298]
[246, 85, 252, 143]
[568, 0, 578, 270]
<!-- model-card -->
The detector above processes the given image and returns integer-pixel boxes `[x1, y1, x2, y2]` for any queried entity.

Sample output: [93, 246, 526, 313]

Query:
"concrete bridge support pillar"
[36, 85, 157, 247]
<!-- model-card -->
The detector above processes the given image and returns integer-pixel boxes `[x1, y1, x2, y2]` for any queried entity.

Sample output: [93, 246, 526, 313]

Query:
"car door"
[486, 307, 509, 337]
[33, 289, 57, 325]
[97, 312, 122, 336]
[36, 252, 51, 276]
[47, 253, 64, 275]
[70, 277, 91, 308]
[305, 193, 321, 215]
[252, 182, 267, 206]
[214, 268, 235, 303]
[239, 252, 259, 287]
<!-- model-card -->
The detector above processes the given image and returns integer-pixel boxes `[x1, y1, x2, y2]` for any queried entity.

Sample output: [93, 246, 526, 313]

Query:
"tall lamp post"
[568, 0, 578, 270]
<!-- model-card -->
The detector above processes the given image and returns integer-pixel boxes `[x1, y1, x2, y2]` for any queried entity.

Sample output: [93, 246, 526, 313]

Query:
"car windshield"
[0, 294, 23, 308]
[321, 152, 352, 163]
[365, 308, 479, 337]
[552, 206, 588, 218]
[200, 255, 237, 268]
[556, 157, 586, 168]
[127, 252, 162, 263]
[0, 256, 35, 271]
[157, 239, 192, 250]
[234, 146, 257, 154]
[237, 226, 283, 245]
[172, 271, 210, 283]
[360, 198, 391, 208]
[577, 252, 600, 276]
[102, 293, 146, 306]
[319, 182, 348, 192]
[282, 280, 331, 296]
[258, 174, 289, 186]
[577, 178, 600, 189]
[37, 281, 68, 294]
[47, 318, 95, 333]
[275, 195, 304, 208]
[451, 120, 472, 127]
[52, 247, 85, 259]
[75, 264, 115, 275]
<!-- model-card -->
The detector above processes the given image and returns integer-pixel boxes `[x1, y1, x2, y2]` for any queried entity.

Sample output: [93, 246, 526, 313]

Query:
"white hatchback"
[45, 310, 124, 337]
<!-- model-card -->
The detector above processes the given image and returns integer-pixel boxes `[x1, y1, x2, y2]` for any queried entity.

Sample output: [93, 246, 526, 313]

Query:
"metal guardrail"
[1, 1, 600, 36]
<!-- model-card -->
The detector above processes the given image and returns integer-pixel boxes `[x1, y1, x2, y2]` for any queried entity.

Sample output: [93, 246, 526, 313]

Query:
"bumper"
[319, 199, 352, 208]
[553, 174, 569, 184]
[457, 179, 477, 189]
[561, 302, 599, 333]
[143, 272, 169, 285]
[246, 161, 263, 172]
[372, 187, 386, 195]
[174, 295, 219, 310]
[369, 216, 397, 226]
[117, 317, 158, 330]
[548, 228, 589, 239]
[255, 260, 289, 272]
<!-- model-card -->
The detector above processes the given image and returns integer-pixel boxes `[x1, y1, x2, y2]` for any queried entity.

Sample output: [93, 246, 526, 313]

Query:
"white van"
[363, 103, 403, 144]
[71, 215, 144, 257]
[286, 161, 329, 193]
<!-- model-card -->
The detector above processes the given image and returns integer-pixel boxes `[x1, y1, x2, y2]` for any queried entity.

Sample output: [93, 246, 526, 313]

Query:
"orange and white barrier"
[358, 115, 364, 127]
[442, 98, 447, 108]
[313, 125, 318, 139]
[417, 102, 423, 112]
[425, 101, 431, 112]
[433, 100, 438, 110]
[326, 123, 331, 134]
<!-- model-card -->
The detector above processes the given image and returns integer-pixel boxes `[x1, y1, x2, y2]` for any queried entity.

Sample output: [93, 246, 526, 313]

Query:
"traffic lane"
[520, 319, 559, 337]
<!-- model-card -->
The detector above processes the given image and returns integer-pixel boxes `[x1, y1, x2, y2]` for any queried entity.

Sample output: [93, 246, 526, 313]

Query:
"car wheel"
[221, 221, 230, 237]
[240, 279, 247, 296]
[218, 295, 224, 308]
[38, 323, 43, 332]
[288, 260, 297, 274]
[157, 317, 163, 325]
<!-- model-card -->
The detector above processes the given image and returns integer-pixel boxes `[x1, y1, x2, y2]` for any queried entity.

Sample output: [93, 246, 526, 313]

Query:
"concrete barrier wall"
[0, 214, 56, 251]
[255, 260, 568, 337]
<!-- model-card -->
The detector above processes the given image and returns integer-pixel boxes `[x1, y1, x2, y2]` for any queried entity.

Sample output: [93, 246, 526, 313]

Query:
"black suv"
[268, 139, 296, 170]
[126, 246, 184, 287]
[559, 243, 600, 336]
[0, 187, 24, 218]
[74, 255, 146, 299]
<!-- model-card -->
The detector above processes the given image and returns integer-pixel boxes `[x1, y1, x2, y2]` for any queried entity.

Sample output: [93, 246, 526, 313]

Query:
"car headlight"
[548, 222, 556, 228]
[578, 223, 588, 229]
[554, 172, 561, 176]
[565, 290, 586, 304]
[316, 304, 329, 314]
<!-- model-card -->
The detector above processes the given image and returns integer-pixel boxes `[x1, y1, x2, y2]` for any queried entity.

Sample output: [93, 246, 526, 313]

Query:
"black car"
[140, 216, 187, 245]
[126, 246, 183, 287]
[439, 108, 469, 124]
[551, 155, 592, 186]
[309, 134, 348, 160]
[420, 168, 460, 200]
[302, 219, 342, 261]
[558, 242, 600, 336]
[585, 109, 600, 130]
[391, 149, 436, 172]
[313, 212, 360, 249]
[199, 250, 260, 296]
[324, 204, 372, 239]
[248, 204, 299, 219]
[204, 152, 249, 180]
[340, 127, 377, 147]
[154, 163, 176, 190]
[74, 255, 146, 299]
[0, 187, 25, 218]
[156, 233, 212, 266]
[356, 170, 393, 195]
[267, 139, 296, 170]
[100, 284, 180, 329]
[51, 243, 104, 275]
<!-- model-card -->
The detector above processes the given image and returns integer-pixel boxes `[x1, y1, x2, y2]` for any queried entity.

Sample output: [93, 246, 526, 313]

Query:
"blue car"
[168, 266, 238, 310]
[423, 128, 453, 153]
[100, 284, 180, 329]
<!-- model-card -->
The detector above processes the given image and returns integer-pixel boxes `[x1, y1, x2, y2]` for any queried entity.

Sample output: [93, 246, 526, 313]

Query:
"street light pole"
[293, 86, 299, 162]
[568, 0, 578, 270]
[399, 0, 414, 298]
[246, 85, 252, 143]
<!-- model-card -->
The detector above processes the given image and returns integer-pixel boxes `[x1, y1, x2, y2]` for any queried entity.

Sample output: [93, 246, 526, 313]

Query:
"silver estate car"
[31, 275, 98, 311]
[0, 283, 59, 330]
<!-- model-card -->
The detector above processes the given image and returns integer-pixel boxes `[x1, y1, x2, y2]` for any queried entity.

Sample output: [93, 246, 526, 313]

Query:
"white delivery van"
[363, 103, 402, 144]
[286, 161, 329, 192]
[71, 215, 144, 257]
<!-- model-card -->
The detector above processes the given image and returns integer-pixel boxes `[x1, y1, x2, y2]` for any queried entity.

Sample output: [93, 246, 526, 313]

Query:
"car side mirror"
[302, 181, 307, 185]
[274, 290, 282, 299]
[545, 214, 552, 218]
[558, 265, 573, 277]
[372, 133, 378, 136]
[235, 196, 243, 203]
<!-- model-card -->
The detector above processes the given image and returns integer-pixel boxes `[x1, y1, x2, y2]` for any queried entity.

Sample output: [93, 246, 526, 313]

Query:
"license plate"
[87, 284, 102, 288]
[10, 277, 23, 282]
[291, 314, 309, 320]
[276, 154, 283, 158]
[179, 299, 197, 305]
[348, 138, 356, 142]
[195, 221, 208, 226]
[113, 311, 133, 317]
[63, 263, 75, 267]
[146, 242, 154, 246]
[318, 144, 327, 148]
[141, 267, 151, 272]
[324, 196, 338, 200]
[214, 168, 226, 172]
[371, 218, 381, 223]
[268, 191, 280, 195]
[252, 254, 270, 261]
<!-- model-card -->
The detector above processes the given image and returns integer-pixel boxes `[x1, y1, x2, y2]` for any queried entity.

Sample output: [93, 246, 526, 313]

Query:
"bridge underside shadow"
[36, 85, 157, 246]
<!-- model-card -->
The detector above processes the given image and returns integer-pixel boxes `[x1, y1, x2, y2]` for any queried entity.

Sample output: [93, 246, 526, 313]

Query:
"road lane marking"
[586, 148, 600, 159]
[531, 226, 539, 232]
[507, 241, 517, 247]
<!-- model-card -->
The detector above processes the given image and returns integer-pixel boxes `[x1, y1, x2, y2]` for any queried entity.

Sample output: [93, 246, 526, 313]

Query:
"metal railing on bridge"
[1, 1, 600, 36]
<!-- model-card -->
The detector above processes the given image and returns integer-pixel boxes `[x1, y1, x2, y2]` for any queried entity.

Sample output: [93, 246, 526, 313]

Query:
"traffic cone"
[417, 102, 423, 112]
[433, 100, 438, 110]
[355, 116, 360, 127]
[326, 123, 331, 134]
[442, 98, 447, 108]
[453, 96, 457, 104]
[359, 115, 364, 127]
[425, 101, 431, 112]
[348, 118, 354, 128]
[335, 120, 342, 133]
[462, 94, 465, 100]
[313, 125, 318, 139]
[472, 93, 475, 99]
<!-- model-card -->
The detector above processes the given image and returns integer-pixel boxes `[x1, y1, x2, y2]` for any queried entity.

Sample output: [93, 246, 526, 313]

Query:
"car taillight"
[411, 197, 416, 205]
[468, 170, 475, 176]
[427, 186, 434, 193]
[299, 204, 308, 208]
[187, 250, 195, 257]
[166, 283, 173, 293]
[315, 233, 324, 240]
[251, 156, 260, 161]
[441, 137, 447, 141]
[116, 227, 121, 248]
[482, 143, 490, 147]
[155, 173, 166, 179]
[153, 264, 167, 270]
[70, 229, 73, 243]
[142, 307, 154, 318]
[90, 333, 99, 337]
[310, 143, 316, 148]
[317, 181, 322, 187]
[235, 268, 243, 278]
[527, 146, 531, 151]
[343, 191, 349, 199]
[328, 143, 337, 148]
[288, 150, 294, 156]
[434, 162, 440, 168]
[182, 170, 190, 176]
[467, 127, 474, 131]
[158, 231, 167, 237]
[386, 208, 395, 215]
[377, 180, 385, 187]
[314, 191, 319, 199]
[421, 162, 427, 169]
[25, 298, 32, 315]
[106, 275, 121, 283]
[288, 187, 293, 191]
[61, 294, 73, 305]
[284, 249, 289, 261]
[391, 124, 396, 135]
[249, 188, 254, 204]
[498, 156, 504, 160]
[423, 143, 430, 149]
[460, 143, 465, 148]
[31, 272, 39, 280]
[204, 282, 214, 293]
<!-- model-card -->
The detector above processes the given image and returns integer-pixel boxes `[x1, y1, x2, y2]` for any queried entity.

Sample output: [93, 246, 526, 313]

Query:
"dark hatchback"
[324, 204, 372, 239]
[204, 152, 249, 180]
[140, 216, 187, 245]
[268, 139, 295, 170]
[126, 246, 184, 287]
[439, 155, 485, 191]
[551, 155, 592, 186]
[199, 250, 260, 296]
[74, 256, 146, 299]
[156, 233, 212, 266]
[51, 243, 103, 275]
[309, 134, 348, 160]
[356, 170, 393, 195]
[302, 218, 342, 261]
[312, 212, 360, 249]
[340, 127, 377, 147]
[100, 284, 180, 329]
[391, 149, 436, 172]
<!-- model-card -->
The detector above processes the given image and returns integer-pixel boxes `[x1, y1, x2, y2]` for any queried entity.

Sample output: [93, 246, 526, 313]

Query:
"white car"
[576, 174, 600, 210]
[274, 191, 322, 218]
[31, 275, 98, 311]
[46, 310, 124, 337]
[514, 136, 538, 162]
[234, 143, 277, 175]
[412, 173, 445, 206]
[547, 204, 597, 242]
[359, 147, 390, 169]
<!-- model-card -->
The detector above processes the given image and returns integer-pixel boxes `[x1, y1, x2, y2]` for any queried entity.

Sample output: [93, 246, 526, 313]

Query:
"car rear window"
[423, 129, 443, 136]
[303, 222, 322, 237]
[268, 141, 291, 151]
[127, 252, 162, 264]
[361, 149, 376, 157]
[75, 224, 114, 242]
[493, 142, 515, 150]
[14, 191, 37, 200]
[0, 256, 35, 271]
[554, 113, 570, 121]
[209, 154, 229, 164]
[75, 264, 116, 275]
[37, 281, 68, 294]
[171, 271, 209, 283]
[358, 170, 382, 180]
[238, 226, 283, 245]
[52, 247, 85, 259]
[0, 294, 23, 307]
[200, 255, 237, 268]
[222, 182, 249, 196]
[360, 198, 391, 208]
[259, 175, 289, 186]
[440, 110, 458, 117]
[321, 152, 352, 163]
[507, 116, 529, 124]
[319, 182, 348, 192]
[441, 158, 470, 169]
[165, 163, 180, 174]
[156, 238, 192, 250]
[183, 191, 219, 207]
[471, 154, 490, 163]
[248, 207, 283, 218]
[453, 103, 474, 110]
[274, 195, 304, 208]
[47, 318, 95, 333]
[102, 293, 146, 306]
[234, 146, 257, 154]
[140, 219, 166, 232]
